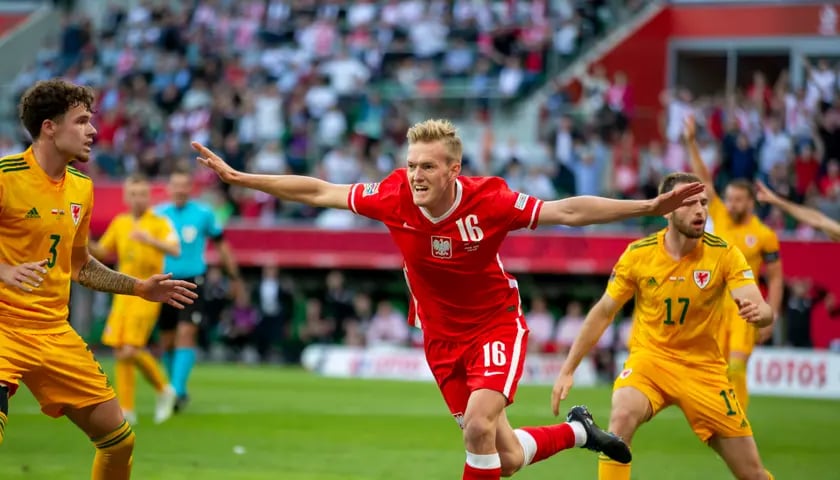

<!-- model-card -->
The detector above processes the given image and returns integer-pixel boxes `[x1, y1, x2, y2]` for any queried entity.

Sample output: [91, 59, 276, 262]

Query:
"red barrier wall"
[0, 13, 29, 36]
[91, 181, 839, 285]
[205, 224, 837, 283]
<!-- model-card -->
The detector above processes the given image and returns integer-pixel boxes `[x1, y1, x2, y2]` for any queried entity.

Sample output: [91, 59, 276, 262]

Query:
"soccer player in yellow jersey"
[685, 116, 782, 412]
[90, 174, 180, 426]
[552, 172, 777, 480]
[0, 79, 197, 480]
[755, 180, 840, 241]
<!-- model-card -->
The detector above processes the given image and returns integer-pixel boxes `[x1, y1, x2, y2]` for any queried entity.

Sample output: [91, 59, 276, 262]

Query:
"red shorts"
[424, 316, 529, 426]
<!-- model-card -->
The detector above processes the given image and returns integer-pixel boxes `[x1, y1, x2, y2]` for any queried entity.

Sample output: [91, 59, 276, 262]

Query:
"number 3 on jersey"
[456, 215, 484, 242]
[47, 234, 61, 268]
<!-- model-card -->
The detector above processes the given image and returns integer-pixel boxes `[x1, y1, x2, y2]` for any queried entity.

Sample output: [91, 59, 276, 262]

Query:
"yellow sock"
[728, 359, 749, 412]
[598, 453, 631, 480]
[766, 470, 774, 480]
[134, 350, 168, 392]
[91, 420, 135, 480]
[115, 358, 136, 413]
[0, 411, 7, 445]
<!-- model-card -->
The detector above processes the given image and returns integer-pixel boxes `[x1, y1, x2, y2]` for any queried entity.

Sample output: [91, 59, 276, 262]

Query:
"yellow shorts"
[614, 353, 752, 443]
[719, 301, 757, 359]
[0, 320, 115, 418]
[101, 295, 161, 347]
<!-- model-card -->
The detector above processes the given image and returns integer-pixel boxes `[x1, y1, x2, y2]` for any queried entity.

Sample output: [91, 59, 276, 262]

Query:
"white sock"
[465, 452, 501, 469]
[513, 429, 537, 466]
[568, 421, 587, 447]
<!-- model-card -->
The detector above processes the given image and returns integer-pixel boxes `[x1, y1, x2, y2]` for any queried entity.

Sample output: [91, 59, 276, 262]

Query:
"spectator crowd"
[2, 0, 636, 227]
[537, 58, 840, 238]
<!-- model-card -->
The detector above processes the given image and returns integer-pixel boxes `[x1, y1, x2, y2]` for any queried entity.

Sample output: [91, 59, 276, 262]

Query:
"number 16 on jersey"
[456, 215, 484, 242]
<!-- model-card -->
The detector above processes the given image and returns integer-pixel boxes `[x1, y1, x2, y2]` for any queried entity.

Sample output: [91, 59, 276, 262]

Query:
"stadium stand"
[1, 0, 649, 225]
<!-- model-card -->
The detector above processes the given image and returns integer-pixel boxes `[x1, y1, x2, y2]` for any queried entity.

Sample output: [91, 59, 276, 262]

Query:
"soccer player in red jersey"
[192, 119, 703, 480]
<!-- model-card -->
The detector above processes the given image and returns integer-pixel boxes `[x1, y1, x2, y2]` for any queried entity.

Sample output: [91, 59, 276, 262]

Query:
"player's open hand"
[649, 182, 705, 216]
[550, 372, 575, 416]
[754, 180, 779, 205]
[137, 273, 199, 309]
[192, 142, 240, 184]
[682, 114, 696, 142]
[734, 298, 761, 324]
[0, 259, 48, 292]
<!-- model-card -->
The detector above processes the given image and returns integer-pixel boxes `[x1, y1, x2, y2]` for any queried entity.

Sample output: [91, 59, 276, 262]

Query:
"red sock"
[463, 452, 501, 480]
[518, 423, 577, 464]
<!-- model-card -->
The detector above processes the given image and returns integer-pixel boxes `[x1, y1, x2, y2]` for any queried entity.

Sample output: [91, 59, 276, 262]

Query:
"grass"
[0, 363, 836, 479]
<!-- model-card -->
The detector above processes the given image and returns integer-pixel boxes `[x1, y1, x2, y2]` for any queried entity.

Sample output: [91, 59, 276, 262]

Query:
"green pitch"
[0, 364, 836, 479]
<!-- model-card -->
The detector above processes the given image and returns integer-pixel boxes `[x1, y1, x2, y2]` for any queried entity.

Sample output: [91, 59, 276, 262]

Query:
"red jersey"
[348, 169, 544, 340]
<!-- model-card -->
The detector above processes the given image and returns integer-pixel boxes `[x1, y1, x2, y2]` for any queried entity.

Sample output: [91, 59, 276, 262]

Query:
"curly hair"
[18, 79, 95, 140]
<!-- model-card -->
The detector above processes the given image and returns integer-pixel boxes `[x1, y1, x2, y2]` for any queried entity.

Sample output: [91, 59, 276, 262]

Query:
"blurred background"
[1, 0, 839, 394]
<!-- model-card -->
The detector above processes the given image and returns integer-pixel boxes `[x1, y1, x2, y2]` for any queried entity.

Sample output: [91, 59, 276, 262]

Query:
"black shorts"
[157, 275, 205, 332]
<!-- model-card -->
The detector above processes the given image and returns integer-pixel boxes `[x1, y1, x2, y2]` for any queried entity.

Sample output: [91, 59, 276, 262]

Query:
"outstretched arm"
[192, 142, 351, 209]
[561, 293, 623, 373]
[684, 115, 717, 200]
[756, 180, 840, 241]
[71, 246, 197, 308]
[551, 292, 625, 415]
[72, 247, 139, 295]
[537, 182, 705, 227]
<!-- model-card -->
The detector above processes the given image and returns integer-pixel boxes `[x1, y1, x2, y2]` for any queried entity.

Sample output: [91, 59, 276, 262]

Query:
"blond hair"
[406, 118, 463, 163]
[124, 173, 149, 186]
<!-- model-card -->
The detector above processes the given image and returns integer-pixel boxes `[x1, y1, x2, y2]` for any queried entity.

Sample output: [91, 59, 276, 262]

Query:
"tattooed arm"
[72, 246, 198, 307]
[70, 204, 197, 307]
[72, 246, 139, 295]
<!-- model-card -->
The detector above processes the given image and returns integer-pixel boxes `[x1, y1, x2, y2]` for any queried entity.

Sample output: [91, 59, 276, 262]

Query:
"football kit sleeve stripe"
[527, 199, 543, 230]
[348, 183, 360, 214]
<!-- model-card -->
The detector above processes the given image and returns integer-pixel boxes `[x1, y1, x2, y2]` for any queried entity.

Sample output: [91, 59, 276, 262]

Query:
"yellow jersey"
[0, 148, 93, 330]
[707, 196, 780, 277]
[98, 210, 178, 279]
[606, 230, 756, 367]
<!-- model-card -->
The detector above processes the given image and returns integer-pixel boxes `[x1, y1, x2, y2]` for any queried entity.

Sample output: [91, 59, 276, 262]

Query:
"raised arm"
[537, 182, 705, 227]
[683, 115, 717, 199]
[756, 180, 840, 241]
[551, 292, 625, 415]
[192, 142, 351, 209]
